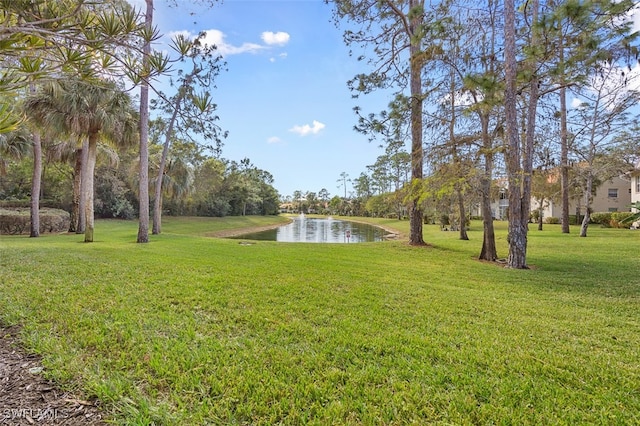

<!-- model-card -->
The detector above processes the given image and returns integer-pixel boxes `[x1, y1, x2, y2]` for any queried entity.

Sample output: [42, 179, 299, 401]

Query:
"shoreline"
[206, 218, 294, 238]
[208, 215, 406, 241]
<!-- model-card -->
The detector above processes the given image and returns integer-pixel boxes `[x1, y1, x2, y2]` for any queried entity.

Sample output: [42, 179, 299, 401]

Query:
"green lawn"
[1, 217, 639, 424]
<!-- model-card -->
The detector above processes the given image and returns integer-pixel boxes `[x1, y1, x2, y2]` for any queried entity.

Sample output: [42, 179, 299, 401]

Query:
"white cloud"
[289, 120, 326, 136]
[168, 29, 289, 58]
[199, 29, 264, 56]
[571, 97, 583, 108]
[626, 63, 640, 91]
[629, 5, 640, 33]
[168, 30, 193, 43]
[576, 61, 640, 111]
[269, 52, 289, 63]
[440, 90, 479, 107]
[261, 31, 290, 46]
[126, 0, 145, 8]
[267, 136, 282, 144]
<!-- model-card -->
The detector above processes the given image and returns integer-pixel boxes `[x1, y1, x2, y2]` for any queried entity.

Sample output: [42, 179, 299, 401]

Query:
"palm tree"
[0, 129, 31, 174]
[1, 117, 39, 237]
[621, 202, 640, 227]
[0, 100, 23, 136]
[45, 137, 120, 232]
[149, 154, 193, 221]
[137, 0, 154, 244]
[25, 78, 138, 242]
[46, 137, 85, 233]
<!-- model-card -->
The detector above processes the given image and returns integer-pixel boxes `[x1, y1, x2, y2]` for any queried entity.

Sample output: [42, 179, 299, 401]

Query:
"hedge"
[589, 211, 635, 229]
[611, 212, 635, 228]
[0, 208, 70, 235]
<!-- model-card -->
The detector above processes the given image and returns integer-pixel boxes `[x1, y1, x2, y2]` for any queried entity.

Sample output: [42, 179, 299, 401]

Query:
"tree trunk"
[478, 115, 497, 261]
[137, 0, 153, 243]
[153, 89, 184, 235]
[579, 174, 593, 237]
[523, 15, 538, 236]
[479, 187, 497, 261]
[504, 0, 528, 269]
[448, 69, 467, 242]
[477, 0, 499, 261]
[559, 33, 570, 234]
[538, 213, 543, 230]
[537, 201, 544, 231]
[579, 210, 590, 237]
[84, 134, 98, 242]
[69, 147, 82, 232]
[408, 0, 425, 246]
[152, 166, 163, 235]
[77, 140, 88, 234]
[30, 131, 42, 238]
[560, 87, 570, 234]
[457, 189, 468, 240]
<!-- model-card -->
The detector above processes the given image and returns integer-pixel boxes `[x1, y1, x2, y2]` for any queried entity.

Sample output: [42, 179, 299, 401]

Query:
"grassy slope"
[1, 217, 639, 424]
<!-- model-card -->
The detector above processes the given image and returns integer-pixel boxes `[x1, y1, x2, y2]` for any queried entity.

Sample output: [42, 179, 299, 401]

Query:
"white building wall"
[632, 174, 640, 209]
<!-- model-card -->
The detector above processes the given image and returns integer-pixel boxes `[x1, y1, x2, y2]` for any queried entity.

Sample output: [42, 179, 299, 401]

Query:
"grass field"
[1, 216, 639, 424]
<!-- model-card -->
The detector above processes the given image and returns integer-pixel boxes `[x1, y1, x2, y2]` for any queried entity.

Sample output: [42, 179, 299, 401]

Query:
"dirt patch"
[0, 326, 106, 425]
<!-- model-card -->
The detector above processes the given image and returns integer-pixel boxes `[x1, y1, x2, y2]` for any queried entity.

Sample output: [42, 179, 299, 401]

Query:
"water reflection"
[231, 216, 387, 243]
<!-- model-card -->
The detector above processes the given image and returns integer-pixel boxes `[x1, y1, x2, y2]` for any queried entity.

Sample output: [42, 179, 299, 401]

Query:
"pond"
[231, 215, 389, 243]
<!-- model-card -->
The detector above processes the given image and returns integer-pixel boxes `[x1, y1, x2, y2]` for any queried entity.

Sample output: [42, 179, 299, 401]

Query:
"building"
[630, 162, 640, 209]
[483, 173, 632, 221]
[536, 175, 632, 220]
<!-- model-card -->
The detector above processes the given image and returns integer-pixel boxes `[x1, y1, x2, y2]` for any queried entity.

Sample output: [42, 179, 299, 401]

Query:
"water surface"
[231, 216, 387, 243]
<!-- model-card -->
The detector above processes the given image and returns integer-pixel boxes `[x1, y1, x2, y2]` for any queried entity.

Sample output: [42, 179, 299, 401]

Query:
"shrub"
[590, 212, 612, 227]
[0, 199, 59, 209]
[94, 167, 136, 219]
[611, 212, 635, 229]
[0, 200, 30, 208]
[531, 210, 540, 223]
[0, 208, 70, 235]
[545, 217, 560, 224]
[196, 197, 231, 217]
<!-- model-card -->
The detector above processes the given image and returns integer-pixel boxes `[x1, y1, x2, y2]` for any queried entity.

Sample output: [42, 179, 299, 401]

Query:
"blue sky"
[136, 0, 394, 199]
[134, 1, 640, 199]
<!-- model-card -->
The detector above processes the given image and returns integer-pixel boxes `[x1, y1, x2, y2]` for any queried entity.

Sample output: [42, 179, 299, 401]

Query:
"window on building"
[636, 176, 640, 193]
[608, 207, 618, 212]
[608, 188, 618, 198]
